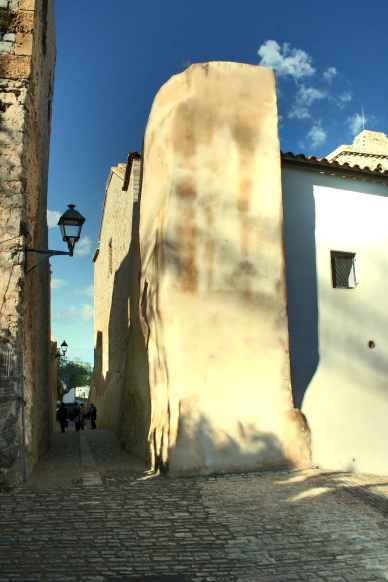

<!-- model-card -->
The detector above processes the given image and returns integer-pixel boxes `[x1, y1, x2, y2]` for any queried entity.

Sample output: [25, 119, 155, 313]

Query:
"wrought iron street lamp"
[25, 205, 86, 273]
[58, 205, 86, 257]
[52, 340, 68, 360]
[60, 341, 68, 356]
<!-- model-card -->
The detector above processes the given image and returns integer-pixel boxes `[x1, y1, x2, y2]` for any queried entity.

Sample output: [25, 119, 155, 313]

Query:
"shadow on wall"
[93, 331, 103, 396]
[168, 410, 298, 477]
[316, 273, 388, 388]
[107, 242, 130, 374]
[283, 175, 388, 411]
[283, 178, 319, 410]
[140, 204, 297, 470]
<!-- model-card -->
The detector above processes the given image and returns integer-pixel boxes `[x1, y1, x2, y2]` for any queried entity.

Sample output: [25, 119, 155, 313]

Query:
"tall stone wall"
[0, 0, 55, 480]
[135, 62, 310, 475]
[50, 333, 57, 431]
[91, 156, 148, 450]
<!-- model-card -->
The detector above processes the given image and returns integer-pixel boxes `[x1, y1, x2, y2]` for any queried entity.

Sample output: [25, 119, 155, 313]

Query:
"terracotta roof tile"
[281, 151, 388, 176]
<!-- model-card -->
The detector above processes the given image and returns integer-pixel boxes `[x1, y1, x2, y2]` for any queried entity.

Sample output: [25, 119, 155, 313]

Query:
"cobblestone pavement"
[1, 427, 388, 582]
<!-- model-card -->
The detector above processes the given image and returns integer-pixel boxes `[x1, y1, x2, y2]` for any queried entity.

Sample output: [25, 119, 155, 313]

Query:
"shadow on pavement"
[276, 468, 388, 519]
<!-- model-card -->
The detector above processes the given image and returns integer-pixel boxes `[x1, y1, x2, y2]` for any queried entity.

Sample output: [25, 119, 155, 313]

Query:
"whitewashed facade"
[282, 154, 388, 475]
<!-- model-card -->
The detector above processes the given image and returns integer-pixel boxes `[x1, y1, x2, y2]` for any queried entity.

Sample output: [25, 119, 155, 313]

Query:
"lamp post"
[52, 340, 68, 361]
[25, 205, 86, 273]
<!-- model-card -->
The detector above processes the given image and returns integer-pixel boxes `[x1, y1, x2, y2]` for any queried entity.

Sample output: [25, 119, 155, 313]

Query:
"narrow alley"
[1, 427, 388, 582]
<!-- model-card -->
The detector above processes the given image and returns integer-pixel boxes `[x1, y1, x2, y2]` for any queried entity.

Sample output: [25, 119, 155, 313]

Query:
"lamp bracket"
[51, 352, 66, 361]
[24, 248, 70, 274]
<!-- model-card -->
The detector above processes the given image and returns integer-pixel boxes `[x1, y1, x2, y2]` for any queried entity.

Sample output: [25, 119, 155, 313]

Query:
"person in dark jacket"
[57, 402, 68, 433]
[72, 402, 82, 432]
[89, 403, 97, 429]
[79, 403, 86, 430]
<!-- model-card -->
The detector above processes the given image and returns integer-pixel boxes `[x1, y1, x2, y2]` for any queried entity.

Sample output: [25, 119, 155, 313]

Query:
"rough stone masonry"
[0, 0, 55, 483]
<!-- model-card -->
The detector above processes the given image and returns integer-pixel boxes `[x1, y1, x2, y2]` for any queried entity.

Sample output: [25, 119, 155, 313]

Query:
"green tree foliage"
[57, 357, 92, 401]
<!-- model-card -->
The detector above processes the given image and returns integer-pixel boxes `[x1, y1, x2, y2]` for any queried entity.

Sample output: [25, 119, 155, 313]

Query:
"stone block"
[0, 54, 31, 79]
[3, 33, 16, 42]
[0, 41, 13, 54]
[15, 32, 32, 56]
[0, 0, 9, 8]
[18, 0, 36, 9]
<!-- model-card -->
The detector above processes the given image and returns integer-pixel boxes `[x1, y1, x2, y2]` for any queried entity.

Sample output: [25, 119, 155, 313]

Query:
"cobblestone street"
[1, 428, 388, 582]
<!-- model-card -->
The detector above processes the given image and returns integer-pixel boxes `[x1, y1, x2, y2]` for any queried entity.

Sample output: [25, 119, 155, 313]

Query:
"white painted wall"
[282, 165, 388, 474]
[63, 388, 76, 403]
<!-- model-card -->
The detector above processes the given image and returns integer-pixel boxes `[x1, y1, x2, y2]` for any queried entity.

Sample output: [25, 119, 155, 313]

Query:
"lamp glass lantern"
[58, 205, 86, 256]
[60, 341, 68, 356]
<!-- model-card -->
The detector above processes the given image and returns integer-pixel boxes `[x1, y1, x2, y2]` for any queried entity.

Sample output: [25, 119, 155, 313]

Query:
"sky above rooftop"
[48, 0, 388, 364]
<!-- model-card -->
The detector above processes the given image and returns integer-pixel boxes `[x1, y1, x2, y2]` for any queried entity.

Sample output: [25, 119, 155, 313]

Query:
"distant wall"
[326, 130, 388, 172]
[91, 158, 149, 453]
[50, 334, 57, 430]
[94, 166, 130, 374]
[0, 0, 55, 479]
[137, 62, 310, 475]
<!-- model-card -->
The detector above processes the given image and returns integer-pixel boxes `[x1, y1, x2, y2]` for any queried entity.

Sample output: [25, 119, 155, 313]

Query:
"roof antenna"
[362, 106, 365, 131]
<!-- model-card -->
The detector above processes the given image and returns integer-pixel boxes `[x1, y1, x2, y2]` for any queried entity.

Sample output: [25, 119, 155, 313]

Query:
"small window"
[331, 251, 357, 289]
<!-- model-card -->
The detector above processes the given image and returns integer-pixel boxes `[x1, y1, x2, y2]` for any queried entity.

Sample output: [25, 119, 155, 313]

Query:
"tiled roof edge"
[330, 151, 388, 160]
[281, 151, 388, 178]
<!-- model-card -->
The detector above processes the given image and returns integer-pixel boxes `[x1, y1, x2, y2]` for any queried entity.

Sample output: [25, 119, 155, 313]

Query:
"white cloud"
[288, 106, 311, 120]
[289, 85, 327, 119]
[306, 124, 327, 148]
[337, 92, 352, 108]
[346, 113, 364, 136]
[51, 278, 67, 290]
[297, 85, 327, 106]
[74, 236, 92, 257]
[258, 40, 315, 79]
[346, 112, 378, 136]
[52, 304, 94, 324]
[74, 284, 94, 298]
[47, 210, 61, 229]
[322, 67, 337, 83]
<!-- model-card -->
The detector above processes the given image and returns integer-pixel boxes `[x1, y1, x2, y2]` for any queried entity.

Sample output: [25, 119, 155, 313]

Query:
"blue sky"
[48, 0, 388, 364]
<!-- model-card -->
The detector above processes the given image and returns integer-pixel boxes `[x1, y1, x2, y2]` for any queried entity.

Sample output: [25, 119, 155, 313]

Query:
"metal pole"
[21, 348, 28, 482]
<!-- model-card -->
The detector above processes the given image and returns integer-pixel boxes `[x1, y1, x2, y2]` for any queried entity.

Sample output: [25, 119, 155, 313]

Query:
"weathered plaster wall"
[0, 0, 55, 480]
[138, 62, 310, 475]
[282, 164, 388, 475]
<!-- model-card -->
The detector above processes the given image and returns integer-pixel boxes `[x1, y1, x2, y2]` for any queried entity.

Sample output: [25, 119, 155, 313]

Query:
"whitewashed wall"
[282, 165, 388, 475]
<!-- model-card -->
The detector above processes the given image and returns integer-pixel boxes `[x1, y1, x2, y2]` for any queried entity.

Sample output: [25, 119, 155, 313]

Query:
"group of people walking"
[57, 402, 97, 433]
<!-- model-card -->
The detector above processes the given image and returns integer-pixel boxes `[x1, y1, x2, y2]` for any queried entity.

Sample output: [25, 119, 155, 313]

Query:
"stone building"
[326, 129, 388, 171]
[92, 64, 388, 477]
[0, 0, 55, 483]
[91, 63, 311, 475]
[91, 152, 145, 453]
